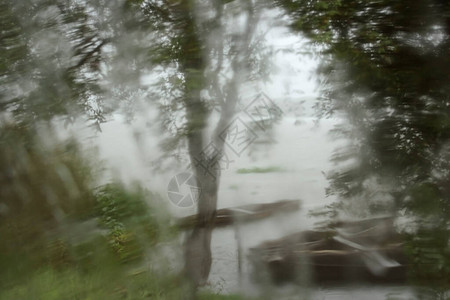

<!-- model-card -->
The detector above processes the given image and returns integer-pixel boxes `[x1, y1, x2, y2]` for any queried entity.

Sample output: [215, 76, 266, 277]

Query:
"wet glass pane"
[1, 0, 449, 299]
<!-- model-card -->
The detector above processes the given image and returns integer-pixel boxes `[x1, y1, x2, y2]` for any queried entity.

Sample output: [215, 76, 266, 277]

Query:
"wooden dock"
[248, 216, 408, 284]
[176, 199, 301, 229]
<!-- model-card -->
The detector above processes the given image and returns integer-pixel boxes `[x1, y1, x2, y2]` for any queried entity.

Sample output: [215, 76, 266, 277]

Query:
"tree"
[133, 0, 270, 288]
[1, 0, 276, 291]
[0, 0, 119, 131]
[276, 0, 450, 284]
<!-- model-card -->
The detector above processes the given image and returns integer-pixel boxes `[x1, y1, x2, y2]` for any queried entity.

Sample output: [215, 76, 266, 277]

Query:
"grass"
[0, 181, 250, 300]
[236, 166, 285, 174]
[197, 293, 249, 300]
[0, 266, 249, 300]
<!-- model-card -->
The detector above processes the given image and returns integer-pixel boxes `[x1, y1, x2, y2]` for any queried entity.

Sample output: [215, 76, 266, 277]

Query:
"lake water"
[88, 114, 420, 299]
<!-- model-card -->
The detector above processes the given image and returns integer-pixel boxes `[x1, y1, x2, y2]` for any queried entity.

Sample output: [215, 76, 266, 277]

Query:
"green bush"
[0, 124, 245, 299]
[405, 227, 450, 287]
[94, 183, 163, 263]
[0, 123, 100, 285]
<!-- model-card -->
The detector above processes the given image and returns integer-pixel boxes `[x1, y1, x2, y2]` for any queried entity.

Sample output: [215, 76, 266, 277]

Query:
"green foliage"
[0, 0, 112, 127]
[0, 124, 97, 256]
[277, 0, 450, 211]
[405, 227, 450, 286]
[0, 123, 178, 293]
[0, 123, 102, 288]
[94, 183, 162, 263]
[278, 0, 450, 212]
[277, 0, 450, 286]
[95, 184, 156, 230]
[405, 183, 446, 217]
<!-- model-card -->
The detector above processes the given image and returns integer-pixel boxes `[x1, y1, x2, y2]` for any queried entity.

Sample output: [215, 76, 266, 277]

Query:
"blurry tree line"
[276, 0, 450, 286]
[0, 123, 178, 298]
[0, 0, 179, 298]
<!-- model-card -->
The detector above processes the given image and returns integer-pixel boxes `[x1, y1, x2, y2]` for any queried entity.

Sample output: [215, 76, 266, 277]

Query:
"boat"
[176, 199, 301, 229]
[248, 216, 408, 285]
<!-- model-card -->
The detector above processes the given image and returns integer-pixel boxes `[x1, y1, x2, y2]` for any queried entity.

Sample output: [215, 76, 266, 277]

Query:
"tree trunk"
[184, 170, 218, 287]
[178, 0, 256, 290]
[177, 0, 217, 287]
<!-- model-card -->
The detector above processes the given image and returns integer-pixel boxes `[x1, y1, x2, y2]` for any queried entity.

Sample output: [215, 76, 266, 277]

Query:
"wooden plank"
[176, 199, 301, 229]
